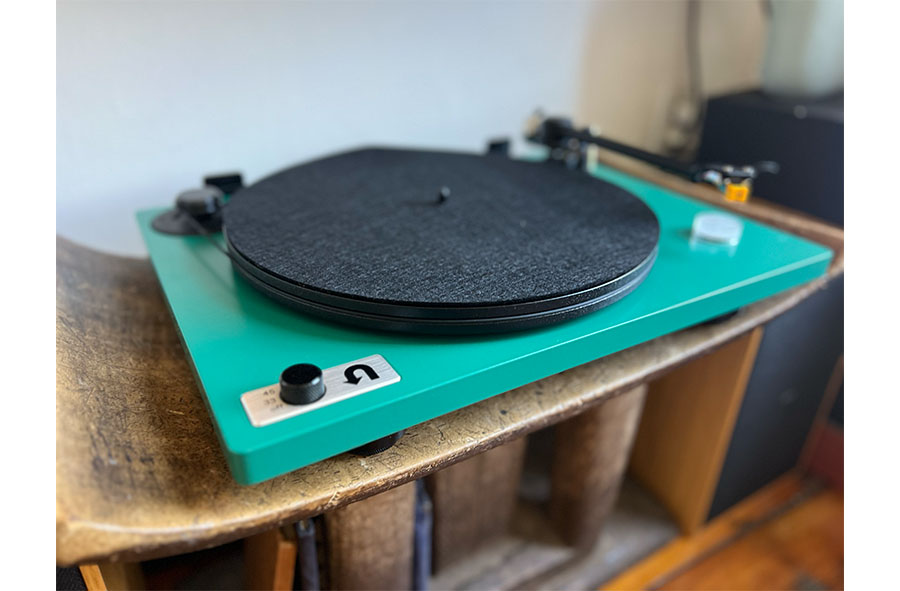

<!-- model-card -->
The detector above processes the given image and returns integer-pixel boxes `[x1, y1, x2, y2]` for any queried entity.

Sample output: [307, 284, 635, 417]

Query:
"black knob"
[176, 187, 223, 218]
[279, 364, 326, 405]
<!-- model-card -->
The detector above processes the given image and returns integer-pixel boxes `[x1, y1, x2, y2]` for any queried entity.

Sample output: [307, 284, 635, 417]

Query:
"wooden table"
[56, 158, 843, 590]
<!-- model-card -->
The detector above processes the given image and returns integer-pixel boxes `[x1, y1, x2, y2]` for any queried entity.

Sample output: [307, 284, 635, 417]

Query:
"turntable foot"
[350, 431, 405, 456]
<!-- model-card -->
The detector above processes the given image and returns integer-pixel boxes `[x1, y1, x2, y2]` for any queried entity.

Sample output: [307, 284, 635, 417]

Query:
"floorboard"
[602, 473, 843, 591]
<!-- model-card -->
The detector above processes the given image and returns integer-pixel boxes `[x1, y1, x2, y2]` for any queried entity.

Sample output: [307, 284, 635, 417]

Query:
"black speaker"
[698, 90, 843, 226]
[707, 275, 843, 520]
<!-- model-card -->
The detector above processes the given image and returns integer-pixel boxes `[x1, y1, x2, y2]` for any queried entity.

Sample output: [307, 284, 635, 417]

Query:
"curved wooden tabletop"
[56, 170, 844, 565]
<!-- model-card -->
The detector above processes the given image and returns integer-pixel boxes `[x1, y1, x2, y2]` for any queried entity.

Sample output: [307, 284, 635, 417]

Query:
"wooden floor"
[602, 473, 844, 591]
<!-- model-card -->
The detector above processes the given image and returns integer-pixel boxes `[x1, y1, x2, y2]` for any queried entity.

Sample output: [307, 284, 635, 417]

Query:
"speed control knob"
[279, 364, 326, 405]
[175, 186, 223, 218]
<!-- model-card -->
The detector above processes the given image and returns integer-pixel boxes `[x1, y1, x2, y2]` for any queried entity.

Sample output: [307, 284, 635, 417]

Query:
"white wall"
[57, 0, 766, 255]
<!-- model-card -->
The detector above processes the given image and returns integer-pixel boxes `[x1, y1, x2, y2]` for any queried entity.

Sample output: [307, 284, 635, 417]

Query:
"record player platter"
[222, 148, 660, 333]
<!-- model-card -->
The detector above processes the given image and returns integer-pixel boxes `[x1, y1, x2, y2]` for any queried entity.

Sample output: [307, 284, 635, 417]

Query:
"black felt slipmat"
[223, 148, 660, 333]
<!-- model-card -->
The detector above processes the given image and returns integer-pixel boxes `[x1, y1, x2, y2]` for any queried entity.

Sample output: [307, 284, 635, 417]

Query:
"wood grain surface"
[550, 385, 647, 549]
[427, 436, 528, 570]
[323, 482, 415, 591]
[629, 328, 764, 533]
[78, 565, 106, 591]
[599, 472, 813, 590]
[243, 526, 298, 591]
[656, 488, 843, 591]
[57, 206, 843, 566]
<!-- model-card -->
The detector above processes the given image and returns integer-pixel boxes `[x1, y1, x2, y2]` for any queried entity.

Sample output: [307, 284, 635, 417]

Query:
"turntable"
[137, 120, 832, 484]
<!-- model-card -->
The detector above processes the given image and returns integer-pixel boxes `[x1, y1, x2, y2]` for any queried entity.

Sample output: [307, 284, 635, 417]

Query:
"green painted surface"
[137, 162, 832, 484]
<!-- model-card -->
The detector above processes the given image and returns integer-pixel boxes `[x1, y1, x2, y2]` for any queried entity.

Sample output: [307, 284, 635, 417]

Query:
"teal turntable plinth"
[138, 159, 832, 485]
